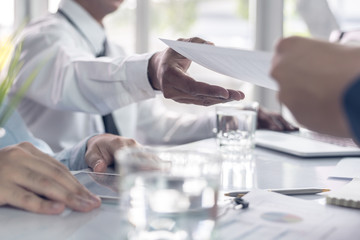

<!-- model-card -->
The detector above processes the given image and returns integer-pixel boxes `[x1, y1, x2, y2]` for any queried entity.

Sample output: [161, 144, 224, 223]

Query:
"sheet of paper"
[160, 38, 278, 91]
[215, 190, 360, 240]
[329, 157, 360, 179]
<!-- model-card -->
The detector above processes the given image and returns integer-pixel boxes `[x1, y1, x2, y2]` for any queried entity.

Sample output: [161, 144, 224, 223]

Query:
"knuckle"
[65, 192, 76, 203]
[110, 137, 123, 146]
[3, 147, 20, 159]
[37, 176, 53, 189]
[19, 193, 35, 208]
[17, 141, 34, 149]
[126, 138, 137, 146]
[51, 166, 64, 179]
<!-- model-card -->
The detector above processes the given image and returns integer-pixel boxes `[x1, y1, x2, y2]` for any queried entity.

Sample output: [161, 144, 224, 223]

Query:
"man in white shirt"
[12, 0, 295, 152]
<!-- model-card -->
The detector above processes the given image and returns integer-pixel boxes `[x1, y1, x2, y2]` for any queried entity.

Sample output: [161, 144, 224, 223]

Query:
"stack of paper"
[326, 178, 360, 208]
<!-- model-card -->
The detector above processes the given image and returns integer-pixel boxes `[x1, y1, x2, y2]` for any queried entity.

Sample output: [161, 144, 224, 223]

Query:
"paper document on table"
[160, 38, 278, 91]
[330, 157, 360, 179]
[215, 190, 360, 240]
[326, 178, 360, 209]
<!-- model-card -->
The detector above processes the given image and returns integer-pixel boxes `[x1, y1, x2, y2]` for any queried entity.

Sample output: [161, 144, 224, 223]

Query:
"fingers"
[0, 144, 101, 214]
[16, 142, 98, 201]
[162, 71, 244, 103]
[86, 135, 140, 173]
[11, 166, 100, 212]
[276, 116, 299, 131]
[178, 37, 214, 45]
[258, 111, 298, 132]
[0, 184, 65, 215]
[92, 159, 107, 173]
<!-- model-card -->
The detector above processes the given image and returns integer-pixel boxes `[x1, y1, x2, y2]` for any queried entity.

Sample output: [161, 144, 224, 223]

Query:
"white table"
[0, 138, 354, 240]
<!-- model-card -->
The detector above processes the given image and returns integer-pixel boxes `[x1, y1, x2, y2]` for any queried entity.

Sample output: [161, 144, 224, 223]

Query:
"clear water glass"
[216, 102, 258, 153]
[116, 148, 222, 240]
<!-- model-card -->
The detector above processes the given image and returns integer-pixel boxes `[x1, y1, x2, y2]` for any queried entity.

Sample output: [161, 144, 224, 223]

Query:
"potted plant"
[0, 28, 41, 138]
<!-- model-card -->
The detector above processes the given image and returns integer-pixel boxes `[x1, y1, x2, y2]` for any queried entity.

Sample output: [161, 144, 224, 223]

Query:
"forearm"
[12, 34, 156, 115]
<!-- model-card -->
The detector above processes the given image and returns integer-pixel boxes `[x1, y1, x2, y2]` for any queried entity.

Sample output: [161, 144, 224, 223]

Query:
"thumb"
[92, 159, 107, 173]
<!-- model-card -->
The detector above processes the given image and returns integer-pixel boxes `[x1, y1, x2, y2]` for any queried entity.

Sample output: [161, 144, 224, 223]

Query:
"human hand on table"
[85, 134, 140, 173]
[257, 107, 298, 131]
[0, 142, 101, 215]
[148, 37, 245, 106]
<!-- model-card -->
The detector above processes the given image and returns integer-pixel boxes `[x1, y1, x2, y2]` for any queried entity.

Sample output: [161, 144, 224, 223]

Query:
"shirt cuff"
[54, 134, 98, 170]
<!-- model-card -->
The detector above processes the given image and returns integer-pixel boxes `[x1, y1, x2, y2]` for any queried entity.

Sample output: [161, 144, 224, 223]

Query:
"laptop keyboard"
[290, 130, 358, 148]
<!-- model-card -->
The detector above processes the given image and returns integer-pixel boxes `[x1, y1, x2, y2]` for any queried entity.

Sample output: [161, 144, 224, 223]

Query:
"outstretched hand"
[148, 37, 245, 106]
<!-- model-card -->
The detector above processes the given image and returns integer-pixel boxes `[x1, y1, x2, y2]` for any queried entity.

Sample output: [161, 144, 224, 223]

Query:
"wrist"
[148, 52, 161, 90]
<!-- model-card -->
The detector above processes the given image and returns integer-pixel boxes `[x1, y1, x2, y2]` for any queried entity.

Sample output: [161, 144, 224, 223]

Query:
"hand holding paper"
[160, 38, 278, 91]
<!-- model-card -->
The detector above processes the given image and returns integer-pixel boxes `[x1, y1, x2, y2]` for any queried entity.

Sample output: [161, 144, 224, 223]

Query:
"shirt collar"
[59, 0, 106, 55]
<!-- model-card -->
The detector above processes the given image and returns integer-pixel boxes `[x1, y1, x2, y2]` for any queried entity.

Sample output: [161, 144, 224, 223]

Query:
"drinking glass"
[116, 147, 222, 240]
[216, 102, 259, 153]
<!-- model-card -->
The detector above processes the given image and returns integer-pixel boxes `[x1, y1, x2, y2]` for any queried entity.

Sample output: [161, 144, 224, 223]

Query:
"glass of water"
[216, 102, 259, 153]
[116, 147, 222, 240]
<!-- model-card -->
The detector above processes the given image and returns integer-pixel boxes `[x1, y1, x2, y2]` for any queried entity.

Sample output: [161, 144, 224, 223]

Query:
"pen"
[224, 188, 331, 197]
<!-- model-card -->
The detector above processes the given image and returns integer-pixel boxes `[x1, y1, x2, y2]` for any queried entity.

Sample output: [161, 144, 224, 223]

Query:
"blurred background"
[1, 0, 359, 117]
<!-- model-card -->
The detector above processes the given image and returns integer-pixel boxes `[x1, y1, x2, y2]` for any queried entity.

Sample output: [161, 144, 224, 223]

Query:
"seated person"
[11, 0, 296, 152]
[0, 99, 139, 215]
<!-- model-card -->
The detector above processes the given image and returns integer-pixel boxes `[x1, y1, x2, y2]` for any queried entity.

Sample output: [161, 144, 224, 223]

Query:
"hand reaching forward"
[0, 142, 101, 215]
[148, 37, 245, 106]
[270, 37, 360, 137]
[85, 134, 139, 173]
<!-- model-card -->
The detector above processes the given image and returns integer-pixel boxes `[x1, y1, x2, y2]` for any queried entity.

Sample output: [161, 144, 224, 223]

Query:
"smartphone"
[74, 171, 121, 203]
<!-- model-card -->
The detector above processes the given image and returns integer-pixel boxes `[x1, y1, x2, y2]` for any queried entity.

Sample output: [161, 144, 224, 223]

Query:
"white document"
[160, 38, 278, 91]
[215, 190, 360, 240]
[329, 157, 360, 179]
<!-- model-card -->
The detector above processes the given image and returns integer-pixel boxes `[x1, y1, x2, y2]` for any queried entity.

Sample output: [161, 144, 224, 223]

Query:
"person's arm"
[271, 36, 360, 138]
[135, 99, 297, 146]
[147, 37, 244, 106]
[12, 25, 155, 115]
[55, 133, 139, 172]
[13, 29, 244, 115]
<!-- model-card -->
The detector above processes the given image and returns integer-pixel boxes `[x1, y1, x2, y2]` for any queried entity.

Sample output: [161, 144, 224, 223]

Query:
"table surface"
[0, 138, 355, 240]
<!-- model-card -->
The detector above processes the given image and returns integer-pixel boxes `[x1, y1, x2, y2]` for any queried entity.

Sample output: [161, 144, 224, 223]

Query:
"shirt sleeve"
[343, 76, 360, 143]
[53, 135, 94, 170]
[135, 98, 216, 145]
[11, 22, 156, 115]
[0, 101, 91, 170]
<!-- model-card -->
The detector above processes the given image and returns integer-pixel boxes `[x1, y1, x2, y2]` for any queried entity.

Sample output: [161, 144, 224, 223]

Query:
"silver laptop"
[255, 129, 360, 157]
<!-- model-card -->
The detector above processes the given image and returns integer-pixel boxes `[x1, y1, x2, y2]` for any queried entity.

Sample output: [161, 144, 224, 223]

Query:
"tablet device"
[74, 172, 121, 203]
[255, 130, 360, 157]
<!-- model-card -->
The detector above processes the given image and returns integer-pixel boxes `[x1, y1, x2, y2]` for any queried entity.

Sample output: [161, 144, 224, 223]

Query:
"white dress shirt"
[11, 0, 214, 151]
